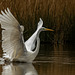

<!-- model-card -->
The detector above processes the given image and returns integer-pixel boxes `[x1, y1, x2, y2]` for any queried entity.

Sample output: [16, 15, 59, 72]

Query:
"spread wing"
[0, 8, 26, 61]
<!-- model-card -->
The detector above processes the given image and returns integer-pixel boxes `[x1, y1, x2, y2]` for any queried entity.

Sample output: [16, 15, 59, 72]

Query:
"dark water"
[0, 44, 75, 75]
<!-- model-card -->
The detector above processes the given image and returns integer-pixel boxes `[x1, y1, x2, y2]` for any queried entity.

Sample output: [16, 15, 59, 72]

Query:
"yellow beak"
[45, 28, 54, 31]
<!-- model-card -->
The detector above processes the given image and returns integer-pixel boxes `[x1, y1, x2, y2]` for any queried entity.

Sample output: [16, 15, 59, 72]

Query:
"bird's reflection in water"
[2, 63, 38, 75]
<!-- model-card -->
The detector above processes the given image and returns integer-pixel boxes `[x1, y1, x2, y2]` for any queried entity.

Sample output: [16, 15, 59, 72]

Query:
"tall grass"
[0, 0, 75, 43]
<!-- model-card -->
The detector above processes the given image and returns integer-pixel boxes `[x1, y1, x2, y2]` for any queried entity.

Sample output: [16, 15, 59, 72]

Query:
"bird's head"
[37, 18, 54, 32]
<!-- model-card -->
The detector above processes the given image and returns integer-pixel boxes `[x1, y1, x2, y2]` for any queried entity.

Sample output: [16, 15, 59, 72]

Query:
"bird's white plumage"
[0, 8, 26, 61]
[0, 8, 42, 62]
[37, 18, 43, 30]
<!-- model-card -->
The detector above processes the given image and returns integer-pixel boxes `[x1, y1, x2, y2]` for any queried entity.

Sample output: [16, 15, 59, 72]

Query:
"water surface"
[0, 44, 75, 75]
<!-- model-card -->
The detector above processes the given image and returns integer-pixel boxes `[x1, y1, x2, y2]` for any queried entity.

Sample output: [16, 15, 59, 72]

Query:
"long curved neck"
[25, 28, 41, 52]
[33, 37, 40, 56]
[32, 30, 41, 59]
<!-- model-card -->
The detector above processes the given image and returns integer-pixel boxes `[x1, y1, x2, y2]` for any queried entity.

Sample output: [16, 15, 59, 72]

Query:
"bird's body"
[0, 8, 53, 63]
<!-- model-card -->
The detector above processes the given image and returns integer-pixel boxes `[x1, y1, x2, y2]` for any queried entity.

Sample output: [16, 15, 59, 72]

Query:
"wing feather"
[0, 8, 26, 61]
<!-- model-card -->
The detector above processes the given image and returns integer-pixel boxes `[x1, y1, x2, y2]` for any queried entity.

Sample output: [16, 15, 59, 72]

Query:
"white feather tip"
[7, 8, 10, 13]
[37, 18, 43, 29]
[40, 18, 42, 21]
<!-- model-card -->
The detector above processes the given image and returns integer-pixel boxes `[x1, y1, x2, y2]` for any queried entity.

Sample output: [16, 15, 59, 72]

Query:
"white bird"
[0, 8, 54, 63]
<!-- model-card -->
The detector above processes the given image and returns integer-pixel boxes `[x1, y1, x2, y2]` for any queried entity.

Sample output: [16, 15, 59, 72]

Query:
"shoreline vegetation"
[0, 0, 75, 44]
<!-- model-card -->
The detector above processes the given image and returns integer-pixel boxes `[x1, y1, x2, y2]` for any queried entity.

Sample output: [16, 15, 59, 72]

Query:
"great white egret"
[0, 8, 54, 63]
